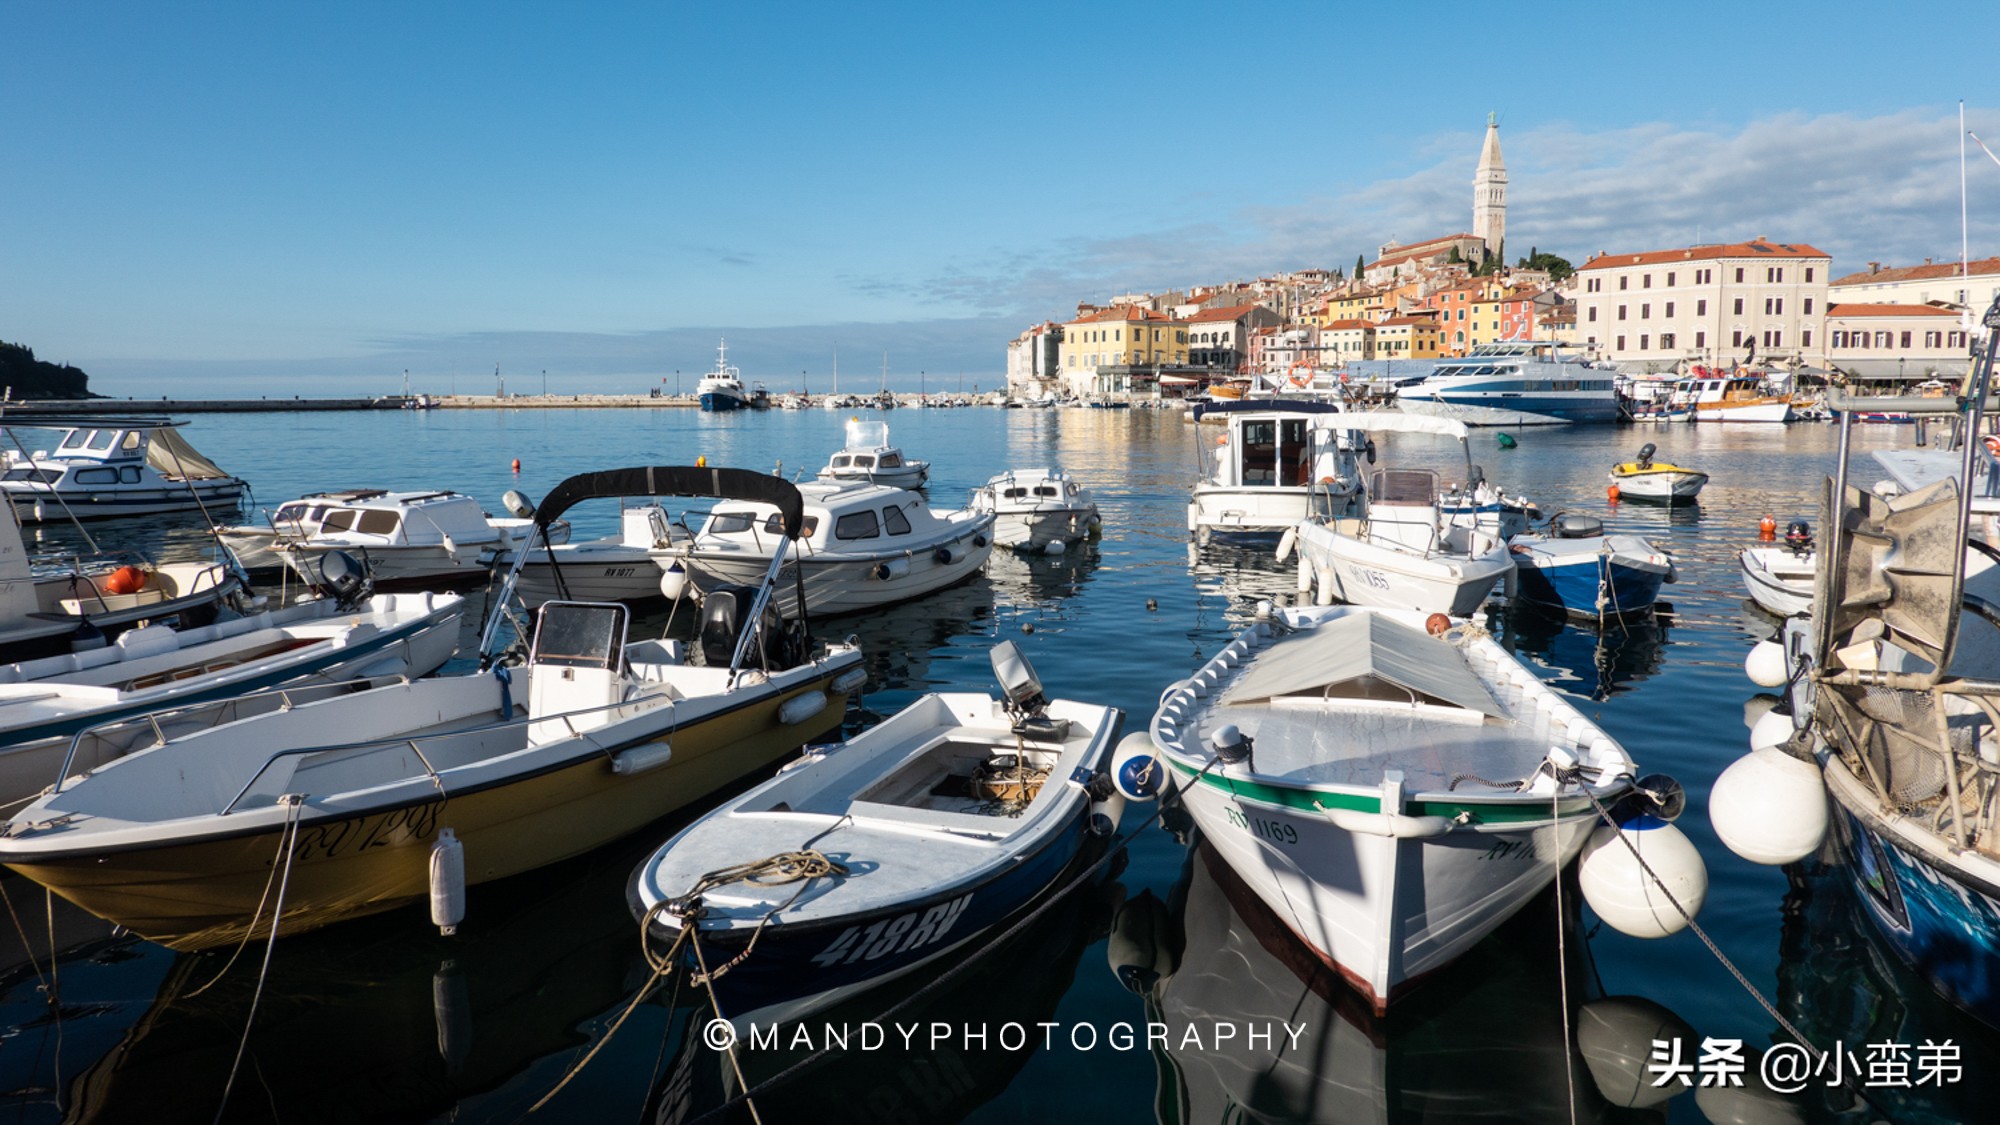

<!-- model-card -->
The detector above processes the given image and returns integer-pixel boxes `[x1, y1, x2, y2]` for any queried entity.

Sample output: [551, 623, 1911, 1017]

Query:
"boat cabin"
[696, 481, 951, 555]
[309, 491, 505, 548]
[1201, 412, 1354, 489]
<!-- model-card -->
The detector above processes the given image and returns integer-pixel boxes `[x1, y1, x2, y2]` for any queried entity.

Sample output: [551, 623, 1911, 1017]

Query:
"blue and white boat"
[1507, 513, 1675, 620]
[695, 338, 750, 412]
[0, 417, 247, 521]
[627, 641, 1122, 1024]
[1394, 342, 1619, 426]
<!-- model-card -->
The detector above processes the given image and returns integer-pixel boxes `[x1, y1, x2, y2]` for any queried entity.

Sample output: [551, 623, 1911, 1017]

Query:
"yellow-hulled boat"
[0, 467, 867, 950]
[1609, 443, 1708, 504]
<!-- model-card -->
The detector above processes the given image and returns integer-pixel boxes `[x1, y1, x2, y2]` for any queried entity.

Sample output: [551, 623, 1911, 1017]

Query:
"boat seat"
[845, 799, 1014, 841]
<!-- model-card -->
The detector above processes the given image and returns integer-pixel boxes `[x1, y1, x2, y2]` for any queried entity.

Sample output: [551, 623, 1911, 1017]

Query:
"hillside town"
[1006, 116, 2000, 401]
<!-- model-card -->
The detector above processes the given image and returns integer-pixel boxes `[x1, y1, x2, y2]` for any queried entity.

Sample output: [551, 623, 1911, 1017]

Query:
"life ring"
[1984, 435, 2000, 457]
[1287, 361, 1314, 389]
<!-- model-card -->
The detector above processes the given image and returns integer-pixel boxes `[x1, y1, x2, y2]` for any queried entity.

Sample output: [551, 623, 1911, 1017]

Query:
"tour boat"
[275, 489, 560, 591]
[513, 502, 689, 607]
[1508, 513, 1675, 620]
[1188, 407, 1365, 543]
[0, 467, 867, 951]
[1393, 342, 1618, 426]
[969, 467, 1101, 552]
[628, 640, 1121, 1024]
[1287, 413, 1514, 617]
[816, 419, 929, 489]
[679, 479, 992, 616]
[695, 339, 750, 412]
[1147, 602, 1692, 1012]
[0, 580, 466, 807]
[0, 418, 246, 521]
[1609, 443, 1708, 503]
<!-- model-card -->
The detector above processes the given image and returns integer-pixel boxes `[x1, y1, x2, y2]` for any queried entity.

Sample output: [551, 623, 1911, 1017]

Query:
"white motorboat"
[513, 502, 689, 607]
[0, 498, 244, 662]
[0, 466, 867, 951]
[679, 480, 992, 617]
[1189, 407, 1365, 543]
[1394, 341, 1618, 426]
[1509, 513, 1676, 620]
[816, 419, 929, 489]
[629, 641, 1121, 1025]
[214, 488, 391, 571]
[1739, 521, 1815, 617]
[969, 467, 1101, 552]
[275, 489, 561, 591]
[1609, 443, 1708, 503]
[696, 338, 750, 412]
[1287, 413, 1514, 617]
[0, 417, 246, 521]
[0, 575, 466, 807]
[1146, 602, 1692, 1012]
[1672, 369, 1794, 423]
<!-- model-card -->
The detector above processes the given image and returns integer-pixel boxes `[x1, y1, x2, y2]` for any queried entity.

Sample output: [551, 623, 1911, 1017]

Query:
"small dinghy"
[816, 419, 929, 489]
[969, 467, 1101, 552]
[1146, 602, 1703, 1012]
[628, 640, 1123, 1025]
[1739, 520, 1814, 617]
[1609, 443, 1707, 503]
[1508, 512, 1675, 620]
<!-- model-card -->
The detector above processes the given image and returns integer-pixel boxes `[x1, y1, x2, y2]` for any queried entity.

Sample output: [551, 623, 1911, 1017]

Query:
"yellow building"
[1319, 288, 1386, 326]
[1375, 315, 1443, 358]
[1319, 319, 1377, 362]
[1059, 306, 1189, 397]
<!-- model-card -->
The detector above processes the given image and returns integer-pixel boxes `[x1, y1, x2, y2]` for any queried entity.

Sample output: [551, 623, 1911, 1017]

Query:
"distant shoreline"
[2, 393, 707, 414]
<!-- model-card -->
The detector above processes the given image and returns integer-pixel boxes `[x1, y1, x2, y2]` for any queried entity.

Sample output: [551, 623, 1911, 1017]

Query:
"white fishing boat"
[0, 467, 867, 951]
[1188, 407, 1365, 543]
[513, 502, 689, 607]
[629, 641, 1121, 1024]
[696, 339, 750, 413]
[1146, 602, 1700, 1011]
[1671, 368, 1794, 423]
[1739, 521, 1815, 617]
[969, 467, 1101, 552]
[816, 419, 929, 489]
[0, 417, 246, 521]
[678, 480, 993, 616]
[1286, 413, 1514, 617]
[275, 489, 560, 591]
[213, 488, 391, 571]
[0, 573, 466, 807]
[1609, 443, 1708, 503]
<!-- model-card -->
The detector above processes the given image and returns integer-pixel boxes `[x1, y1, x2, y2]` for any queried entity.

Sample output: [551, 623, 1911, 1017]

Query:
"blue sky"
[5, 1, 1999, 396]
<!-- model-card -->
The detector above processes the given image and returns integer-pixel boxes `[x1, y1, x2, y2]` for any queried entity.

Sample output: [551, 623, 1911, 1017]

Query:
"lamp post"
[542, 369, 547, 397]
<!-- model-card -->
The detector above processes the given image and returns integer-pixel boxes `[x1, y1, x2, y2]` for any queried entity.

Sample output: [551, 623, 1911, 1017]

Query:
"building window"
[1695, 331, 1706, 347]
[1876, 331, 1892, 348]
[1588, 307, 1598, 322]
[1735, 268, 1745, 283]
[1697, 299, 1707, 316]
[1951, 330, 1967, 347]
[1803, 298, 1813, 315]
[1643, 274, 1652, 288]
[1619, 277, 1629, 291]
[1661, 333, 1676, 349]
[1733, 298, 1744, 315]
[1926, 330, 1941, 348]
[1616, 335, 1626, 350]
[1806, 267, 1815, 282]
[1666, 272, 1676, 286]
[1832, 330, 1847, 348]
[1901, 331, 1913, 348]
[1640, 334, 1649, 349]
[1801, 330, 1812, 348]
[1641, 304, 1650, 319]
[1618, 305, 1627, 320]
[1732, 330, 1743, 347]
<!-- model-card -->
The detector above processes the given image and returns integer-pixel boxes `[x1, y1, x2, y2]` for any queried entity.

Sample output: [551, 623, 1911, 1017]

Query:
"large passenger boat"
[1394, 342, 1618, 425]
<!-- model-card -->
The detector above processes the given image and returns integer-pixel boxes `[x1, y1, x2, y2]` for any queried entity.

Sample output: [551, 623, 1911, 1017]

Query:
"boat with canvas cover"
[969, 467, 1101, 552]
[1286, 412, 1514, 617]
[678, 479, 992, 616]
[1145, 602, 1691, 1011]
[1188, 406, 1366, 544]
[1609, 443, 1708, 503]
[0, 417, 246, 521]
[0, 466, 865, 951]
[0, 565, 465, 807]
[815, 419, 929, 489]
[628, 640, 1121, 1024]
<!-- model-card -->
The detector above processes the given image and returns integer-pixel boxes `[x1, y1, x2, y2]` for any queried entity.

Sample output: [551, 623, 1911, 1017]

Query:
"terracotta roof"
[1578, 238, 1830, 272]
[1184, 303, 1269, 323]
[1379, 315, 1439, 328]
[1321, 319, 1376, 330]
[1830, 256, 2000, 286]
[1072, 306, 1174, 325]
[1825, 303, 1962, 318]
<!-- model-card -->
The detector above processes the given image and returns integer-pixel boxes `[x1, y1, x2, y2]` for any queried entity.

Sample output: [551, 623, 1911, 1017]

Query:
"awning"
[1309, 410, 1469, 441]
[1225, 612, 1502, 717]
[1159, 375, 1201, 385]
[532, 467, 807, 538]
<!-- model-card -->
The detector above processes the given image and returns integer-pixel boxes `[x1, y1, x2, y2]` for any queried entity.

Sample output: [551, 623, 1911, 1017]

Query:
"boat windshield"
[530, 602, 628, 670]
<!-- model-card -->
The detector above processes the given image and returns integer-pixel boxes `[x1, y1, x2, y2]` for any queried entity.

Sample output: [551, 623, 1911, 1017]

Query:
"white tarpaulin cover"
[145, 426, 234, 481]
[1310, 411, 1469, 441]
[1224, 611, 1501, 717]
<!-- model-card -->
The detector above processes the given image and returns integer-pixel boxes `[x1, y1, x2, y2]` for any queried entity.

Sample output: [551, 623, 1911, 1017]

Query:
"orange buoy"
[511, 458, 521, 474]
[1759, 515, 1777, 541]
[103, 565, 147, 595]
[1425, 613, 1452, 636]
[1606, 483, 1621, 502]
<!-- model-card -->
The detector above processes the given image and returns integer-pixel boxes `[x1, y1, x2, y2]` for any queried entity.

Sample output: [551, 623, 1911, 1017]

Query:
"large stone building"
[1830, 257, 2000, 322]
[1058, 306, 1188, 397]
[1005, 322, 1063, 395]
[1574, 238, 1831, 367]
[1824, 303, 1969, 378]
[1185, 303, 1283, 373]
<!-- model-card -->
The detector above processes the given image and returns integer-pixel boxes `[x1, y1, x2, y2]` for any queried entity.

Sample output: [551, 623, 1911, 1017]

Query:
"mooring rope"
[212, 793, 304, 1125]
[184, 798, 303, 999]
[1553, 786, 1577, 1125]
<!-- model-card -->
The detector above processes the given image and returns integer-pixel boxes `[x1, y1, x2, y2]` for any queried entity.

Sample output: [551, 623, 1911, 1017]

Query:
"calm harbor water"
[2, 406, 1996, 1123]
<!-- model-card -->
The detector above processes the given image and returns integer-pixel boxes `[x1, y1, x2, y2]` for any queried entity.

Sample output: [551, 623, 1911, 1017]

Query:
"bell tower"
[1473, 113, 1507, 262]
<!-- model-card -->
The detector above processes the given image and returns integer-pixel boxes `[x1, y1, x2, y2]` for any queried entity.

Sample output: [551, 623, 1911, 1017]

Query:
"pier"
[3, 394, 704, 415]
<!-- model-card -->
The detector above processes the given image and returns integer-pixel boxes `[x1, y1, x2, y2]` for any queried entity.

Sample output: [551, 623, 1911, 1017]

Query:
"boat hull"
[1512, 544, 1669, 619]
[281, 544, 495, 591]
[1611, 468, 1707, 502]
[1, 661, 860, 951]
[1693, 399, 1793, 423]
[700, 391, 746, 412]
[1297, 523, 1511, 617]
[1740, 547, 1814, 616]
[3, 480, 247, 521]
[989, 505, 1098, 551]
[1189, 486, 1316, 540]
[1395, 395, 1617, 427]
[683, 518, 994, 616]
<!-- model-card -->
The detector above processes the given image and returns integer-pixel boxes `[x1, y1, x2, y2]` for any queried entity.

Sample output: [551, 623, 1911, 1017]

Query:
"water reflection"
[1497, 604, 1673, 701]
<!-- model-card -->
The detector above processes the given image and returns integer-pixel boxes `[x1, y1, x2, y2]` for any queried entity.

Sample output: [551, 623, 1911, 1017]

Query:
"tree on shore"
[0, 341, 95, 400]
[1515, 248, 1574, 281]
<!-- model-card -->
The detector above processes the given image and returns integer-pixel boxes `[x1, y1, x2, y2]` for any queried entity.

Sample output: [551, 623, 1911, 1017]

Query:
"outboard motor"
[1635, 443, 1657, 469]
[312, 549, 373, 609]
[991, 640, 1070, 740]
[1551, 512, 1604, 539]
[501, 490, 537, 520]
[698, 585, 799, 669]
[1784, 519, 1812, 554]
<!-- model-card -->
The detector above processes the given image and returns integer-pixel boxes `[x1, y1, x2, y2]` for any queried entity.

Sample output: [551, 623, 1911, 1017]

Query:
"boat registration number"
[1352, 567, 1392, 591]
[809, 893, 972, 968]
[1226, 805, 1297, 845]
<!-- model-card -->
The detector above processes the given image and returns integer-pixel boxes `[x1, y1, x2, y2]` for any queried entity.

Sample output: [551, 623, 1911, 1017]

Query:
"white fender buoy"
[1748, 708, 1795, 751]
[1742, 693, 1780, 731]
[1313, 564, 1334, 606]
[1275, 526, 1297, 563]
[1693, 1051, 1809, 1124]
[1578, 996, 1698, 1109]
[1578, 816, 1708, 938]
[1111, 732, 1163, 801]
[1089, 787, 1125, 836]
[1710, 747, 1827, 866]
[1106, 888, 1177, 994]
[1297, 552, 1313, 593]
[659, 562, 689, 601]
[429, 828, 466, 936]
[1745, 640, 1789, 688]
[778, 690, 828, 725]
[1043, 539, 1066, 556]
